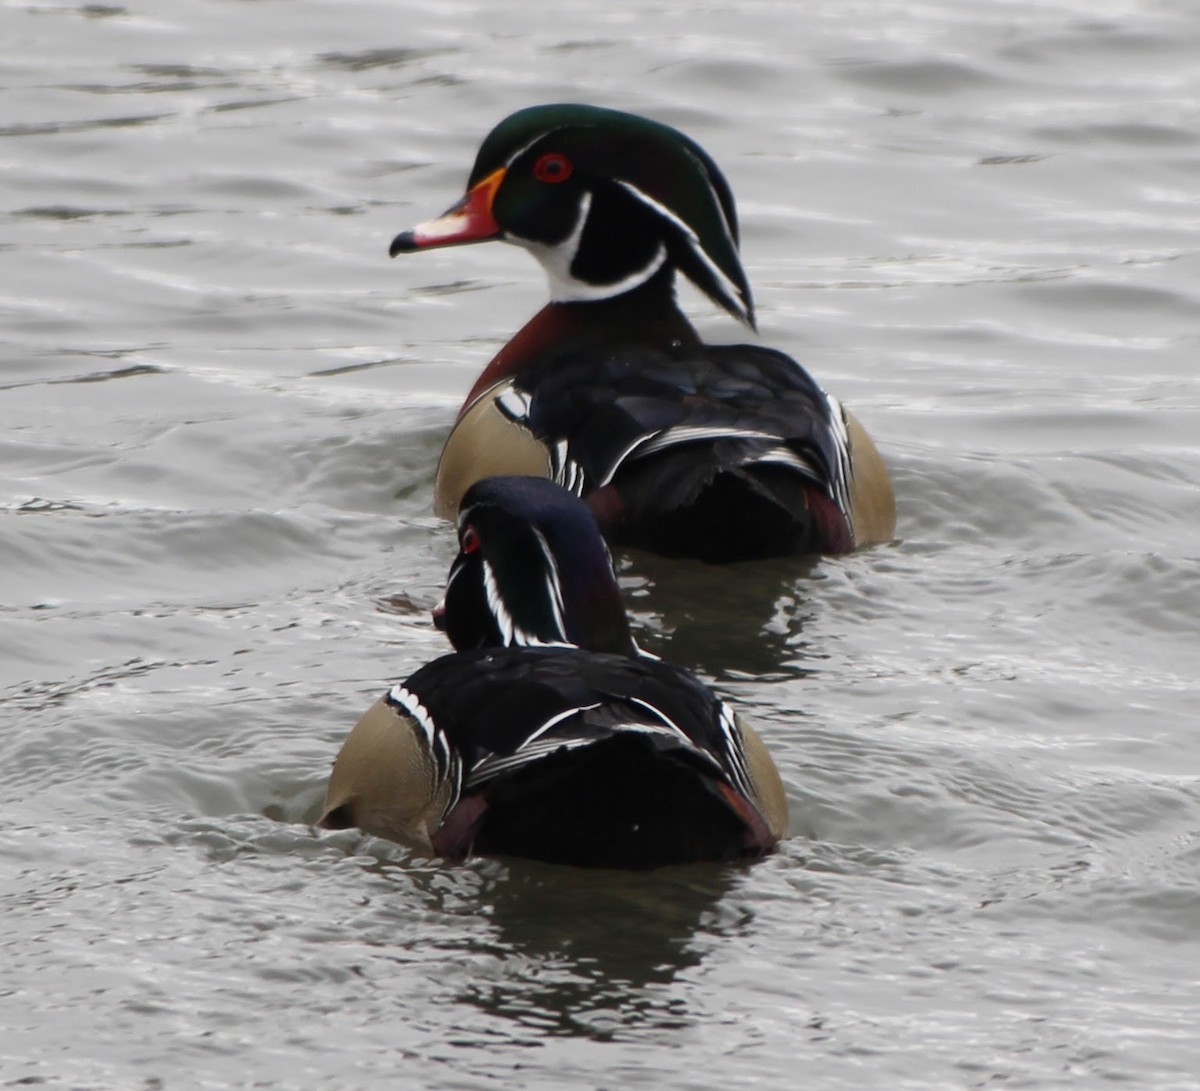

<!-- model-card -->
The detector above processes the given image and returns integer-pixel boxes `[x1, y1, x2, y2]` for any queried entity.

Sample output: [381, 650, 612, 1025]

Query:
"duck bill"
[389, 167, 505, 255]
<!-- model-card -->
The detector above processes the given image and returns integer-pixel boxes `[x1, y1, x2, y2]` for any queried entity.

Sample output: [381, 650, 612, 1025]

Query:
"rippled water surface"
[2, 0, 1199, 1087]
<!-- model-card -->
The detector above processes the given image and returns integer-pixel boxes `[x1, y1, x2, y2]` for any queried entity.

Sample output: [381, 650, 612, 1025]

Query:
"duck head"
[435, 475, 637, 656]
[391, 103, 755, 328]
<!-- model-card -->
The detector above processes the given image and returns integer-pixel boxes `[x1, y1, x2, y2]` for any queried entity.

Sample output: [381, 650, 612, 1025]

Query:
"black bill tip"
[388, 230, 417, 257]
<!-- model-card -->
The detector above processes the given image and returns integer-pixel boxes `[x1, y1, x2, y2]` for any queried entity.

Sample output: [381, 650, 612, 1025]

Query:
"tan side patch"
[320, 697, 447, 853]
[845, 409, 897, 546]
[735, 713, 789, 842]
[433, 384, 553, 519]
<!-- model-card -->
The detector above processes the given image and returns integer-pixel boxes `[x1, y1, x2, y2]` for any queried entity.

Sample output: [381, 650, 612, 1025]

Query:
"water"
[2, 0, 1198, 1086]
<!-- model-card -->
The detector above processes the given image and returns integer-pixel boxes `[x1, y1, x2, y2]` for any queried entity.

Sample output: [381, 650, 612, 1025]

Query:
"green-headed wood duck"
[319, 476, 788, 868]
[391, 104, 896, 563]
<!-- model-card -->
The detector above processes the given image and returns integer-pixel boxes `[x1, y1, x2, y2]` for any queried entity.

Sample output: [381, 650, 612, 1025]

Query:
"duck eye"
[533, 153, 573, 183]
[461, 525, 481, 554]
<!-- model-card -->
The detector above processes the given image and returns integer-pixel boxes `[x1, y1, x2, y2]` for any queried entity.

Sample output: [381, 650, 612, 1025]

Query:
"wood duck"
[391, 103, 896, 563]
[319, 476, 788, 868]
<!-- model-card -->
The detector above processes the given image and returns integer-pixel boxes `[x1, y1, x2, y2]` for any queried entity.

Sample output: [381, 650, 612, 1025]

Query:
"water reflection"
[305, 836, 748, 1037]
[457, 859, 745, 1040]
[620, 549, 823, 681]
[309, 843, 750, 1039]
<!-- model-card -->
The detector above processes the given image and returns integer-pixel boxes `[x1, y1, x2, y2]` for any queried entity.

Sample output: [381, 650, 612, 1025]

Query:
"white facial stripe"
[530, 526, 569, 641]
[480, 555, 572, 649]
[513, 190, 669, 303]
[502, 127, 571, 170]
[482, 559, 515, 646]
[443, 556, 467, 597]
[615, 178, 749, 322]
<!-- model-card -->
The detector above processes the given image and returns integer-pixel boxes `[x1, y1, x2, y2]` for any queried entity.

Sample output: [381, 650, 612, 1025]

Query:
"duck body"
[394, 104, 896, 561]
[320, 475, 788, 868]
[322, 647, 783, 868]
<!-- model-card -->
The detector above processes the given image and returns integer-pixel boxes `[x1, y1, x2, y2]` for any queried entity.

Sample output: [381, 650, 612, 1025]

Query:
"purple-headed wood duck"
[391, 104, 895, 563]
[319, 476, 788, 868]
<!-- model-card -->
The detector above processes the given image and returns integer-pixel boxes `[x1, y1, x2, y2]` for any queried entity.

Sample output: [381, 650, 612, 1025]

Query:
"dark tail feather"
[594, 454, 851, 561]
[470, 732, 768, 868]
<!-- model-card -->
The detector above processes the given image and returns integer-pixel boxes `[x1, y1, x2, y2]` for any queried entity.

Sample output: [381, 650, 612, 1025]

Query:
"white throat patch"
[512, 190, 667, 303]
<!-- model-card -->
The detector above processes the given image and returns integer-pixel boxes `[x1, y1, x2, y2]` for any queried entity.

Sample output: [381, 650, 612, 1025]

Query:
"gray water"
[2, 0, 1199, 1087]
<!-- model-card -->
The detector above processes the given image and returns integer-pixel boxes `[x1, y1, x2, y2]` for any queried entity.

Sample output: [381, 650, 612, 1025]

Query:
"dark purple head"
[437, 476, 636, 656]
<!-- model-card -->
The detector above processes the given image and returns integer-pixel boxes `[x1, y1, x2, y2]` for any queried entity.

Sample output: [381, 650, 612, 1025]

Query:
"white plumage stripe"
[530, 527, 570, 641]
[482, 559, 516, 646]
[752, 446, 820, 477]
[387, 684, 436, 747]
[465, 714, 721, 789]
[387, 684, 454, 781]
[717, 702, 753, 796]
[495, 386, 532, 421]
[515, 189, 670, 303]
[596, 431, 659, 486]
[823, 392, 853, 514]
[467, 735, 595, 787]
[521, 702, 603, 747]
[623, 697, 692, 743]
[615, 178, 749, 324]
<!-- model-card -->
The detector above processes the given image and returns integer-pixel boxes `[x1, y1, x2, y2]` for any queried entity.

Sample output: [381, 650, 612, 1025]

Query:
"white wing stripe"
[467, 735, 595, 787]
[467, 716, 720, 788]
[521, 702, 602, 747]
[624, 697, 692, 742]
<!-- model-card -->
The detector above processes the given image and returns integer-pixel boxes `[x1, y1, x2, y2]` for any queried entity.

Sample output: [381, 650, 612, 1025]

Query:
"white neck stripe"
[614, 178, 749, 322]
[510, 190, 669, 303]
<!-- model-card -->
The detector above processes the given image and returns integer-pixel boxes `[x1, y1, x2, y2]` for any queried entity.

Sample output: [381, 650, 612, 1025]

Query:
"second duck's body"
[320, 476, 788, 867]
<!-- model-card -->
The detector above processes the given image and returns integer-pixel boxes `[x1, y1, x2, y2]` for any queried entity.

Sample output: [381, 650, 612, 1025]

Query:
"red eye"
[533, 153, 573, 183]
[461, 525, 481, 554]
